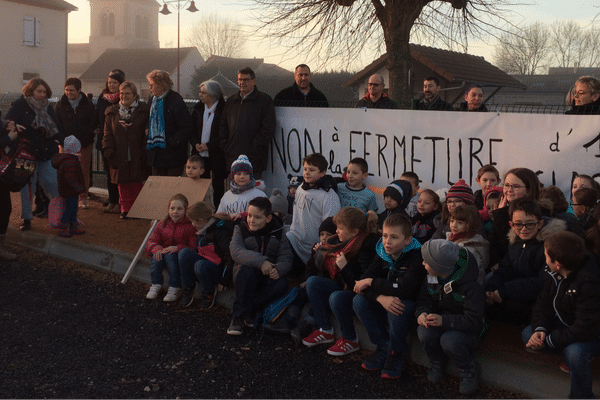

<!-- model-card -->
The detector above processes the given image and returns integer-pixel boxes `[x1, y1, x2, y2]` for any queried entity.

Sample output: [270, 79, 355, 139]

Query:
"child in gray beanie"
[415, 239, 485, 396]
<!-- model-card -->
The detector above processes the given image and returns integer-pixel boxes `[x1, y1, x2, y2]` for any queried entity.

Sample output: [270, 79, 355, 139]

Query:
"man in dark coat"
[417, 76, 452, 111]
[219, 67, 276, 178]
[274, 64, 329, 107]
[355, 74, 397, 109]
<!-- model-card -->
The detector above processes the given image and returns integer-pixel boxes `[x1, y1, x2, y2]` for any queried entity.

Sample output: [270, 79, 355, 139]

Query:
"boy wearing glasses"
[485, 198, 567, 325]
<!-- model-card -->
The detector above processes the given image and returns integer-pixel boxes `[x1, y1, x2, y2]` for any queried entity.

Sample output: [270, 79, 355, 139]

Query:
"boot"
[427, 360, 445, 383]
[0, 235, 17, 261]
[459, 361, 480, 395]
[290, 319, 315, 346]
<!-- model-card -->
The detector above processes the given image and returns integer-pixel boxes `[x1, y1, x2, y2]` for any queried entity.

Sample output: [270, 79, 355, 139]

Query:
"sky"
[66, 0, 600, 72]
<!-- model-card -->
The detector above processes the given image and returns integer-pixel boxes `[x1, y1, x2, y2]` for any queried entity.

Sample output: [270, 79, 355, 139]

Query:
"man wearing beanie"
[415, 239, 485, 395]
[378, 179, 413, 228]
[216, 155, 267, 216]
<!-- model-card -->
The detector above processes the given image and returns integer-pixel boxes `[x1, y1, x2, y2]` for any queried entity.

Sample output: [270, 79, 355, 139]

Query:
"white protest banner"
[263, 108, 600, 204]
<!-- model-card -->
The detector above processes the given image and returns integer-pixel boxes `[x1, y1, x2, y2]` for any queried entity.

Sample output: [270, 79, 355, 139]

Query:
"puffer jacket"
[54, 93, 97, 148]
[145, 216, 197, 255]
[51, 153, 85, 198]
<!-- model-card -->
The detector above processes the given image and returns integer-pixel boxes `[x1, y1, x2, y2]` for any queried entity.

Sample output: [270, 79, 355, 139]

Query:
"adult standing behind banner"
[274, 64, 329, 107]
[96, 69, 125, 214]
[103, 81, 150, 219]
[565, 76, 600, 115]
[190, 80, 226, 209]
[146, 70, 193, 177]
[55, 77, 96, 209]
[6, 78, 64, 232]
[220, 67, 276, 179]
[0, 119, 19, 259]
[355, 74, 397, 109]
[459, 85, 488, 112]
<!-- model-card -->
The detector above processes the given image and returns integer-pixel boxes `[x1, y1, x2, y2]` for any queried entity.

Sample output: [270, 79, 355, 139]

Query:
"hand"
[526, 331, 546, 351]
[217, 284, 226, 292]
[377, 295, 405, 316]
[300, 281, 306, 289]
[162, 246, 178, 254]
[313, 242, 323, 252]
[5, 120, 15, 131]
[424, 313, 442, 327]
[260, 260, 274, 276]
[153, 249, 163, 261]
[485, 291, 495, 305]
[498, 194, 508, 209]
[490, 263, 499, 272]
[417, 313, 429, 327]
[268, 267, 280, 280]
[199, 143, 208, 152]
[335, 252, 347, 269]
[8, 128, 18, 140]
[353, 278, 373, 294]
[491, 290, 502, 304]
[195, 143, 203, 152]
[230, 213, 241, 220]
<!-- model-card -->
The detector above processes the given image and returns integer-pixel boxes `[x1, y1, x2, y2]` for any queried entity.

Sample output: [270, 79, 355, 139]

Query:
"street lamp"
[159, 0, 198, 92]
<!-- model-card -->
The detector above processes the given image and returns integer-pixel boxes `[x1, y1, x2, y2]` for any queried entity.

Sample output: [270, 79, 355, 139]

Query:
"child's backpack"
[0, 138, 36, 192]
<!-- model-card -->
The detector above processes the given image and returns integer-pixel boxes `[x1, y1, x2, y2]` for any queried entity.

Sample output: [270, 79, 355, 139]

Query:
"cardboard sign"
[127, 176, 212, 220]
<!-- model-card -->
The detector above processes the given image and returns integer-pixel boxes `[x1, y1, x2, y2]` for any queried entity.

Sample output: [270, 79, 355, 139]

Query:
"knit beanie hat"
[288, 174, 304, 188]
[421, 239, 459, 277]
[318, 217, 337, 235]
[63, 135, 81, 157]
[447, 179, 474, 205]
[383, 180, 413, 209]
[230, 155, 253, 180]
[484, 186, 503, 202]
[270, 189, 288, 216]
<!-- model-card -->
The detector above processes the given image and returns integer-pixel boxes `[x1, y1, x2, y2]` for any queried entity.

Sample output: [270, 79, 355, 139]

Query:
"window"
[108, 13, 115, 36]
[101, 14, 107, 36]
[23, 17, 40, 47]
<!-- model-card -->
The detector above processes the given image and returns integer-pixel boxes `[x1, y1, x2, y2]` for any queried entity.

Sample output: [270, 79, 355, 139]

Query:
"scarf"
[25, 97, 59, 138]
[230, 178, 257, 195]
[68, 93, 82, 112]
[375, 236, 422, 280]
[119, 99, 138, 125]
[103, 92, 120, 103]
[200, 100, 218, 157]
[315, 232, 367, 280]
[147, 92, 168, 150]
[447, 230, 476, 243]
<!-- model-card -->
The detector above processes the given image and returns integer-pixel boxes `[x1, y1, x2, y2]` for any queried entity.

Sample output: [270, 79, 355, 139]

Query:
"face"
[247, 205, 271, 232]
[320, 231, 334, 245]
[199, 85, 213, 105]
[107, 77, 120, 94]
[33, 84, 47, 100]
[417, 192, 437, 215]
[345, 163, 368, 188]
[465, 87, 484, 110]
[423, 80, 440, 101]
[336, 223, 359, 242]
[450, 218, 468, 235]
[503, 173, 528, 202]
[573, 81, 600, 106]
[148, 79, 166, 97]
[384, 195, 399, 210]
[382, 225, 411, 258]
[367, 75, 384, 98]
[510, 210, 543, 241]
[477, 172, 499, 194]
[191, 218, 207, 231]
[446, 197, 465, 213]
[119, 87, 135, 107]
[572, 202, 587, 219]
[238, 73, 255, 96]
[303, 162, 326, 185]
[572, 177, 591, 198]
[486, 197, 500, 213]
[169, 200, 186, 223]
[233, 172, 251, 187]
[185, 161, 204, 180]
[64, 85, 80, 101]
[294, 67, 311, 90]
[289, 186, 297, 197]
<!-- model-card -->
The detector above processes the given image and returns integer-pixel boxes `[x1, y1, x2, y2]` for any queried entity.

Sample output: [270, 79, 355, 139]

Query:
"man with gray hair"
[355, 74, 397, 109]
[566, 75, 600, 114]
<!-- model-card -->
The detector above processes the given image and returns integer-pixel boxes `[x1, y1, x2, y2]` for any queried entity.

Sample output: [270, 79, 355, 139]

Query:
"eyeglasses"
[510, 221, 539, 230]
[503, 183, 525, 191]
[446, 199, 465, 206]
[573, 91, 591, 97]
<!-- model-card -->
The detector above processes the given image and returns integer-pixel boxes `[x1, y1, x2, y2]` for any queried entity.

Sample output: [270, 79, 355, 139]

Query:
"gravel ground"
[0, 249, 526, 399]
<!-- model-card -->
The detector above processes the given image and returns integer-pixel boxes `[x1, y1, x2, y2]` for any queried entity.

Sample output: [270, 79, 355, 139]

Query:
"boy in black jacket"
[523, 231, 600, 399]
[353, 214, 425, 379]
[377, 180, 413, 229]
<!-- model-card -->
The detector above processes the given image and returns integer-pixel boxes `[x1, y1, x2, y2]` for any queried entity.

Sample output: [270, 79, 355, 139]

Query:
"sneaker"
[227, 316, 243, 335]
[58, 228, 72, 238]
[381, 351, 405, 379]
[302, 328, 335, 347]
[459, 361, 480, 395]
[200, 291, 216, 309]
[264, 318, 293, 334]
[427, 361, 445, 383]
[243, 315, 255, 328]
[362, 346, 388, 371]
[560, 361, 570, 374]
[291, 320, 314, 346]
[146, 284, 162, 300]
[181, 285, 196, 307]
[70, 225, 85, 235]
[20, 220, 31, 231]
[327, 337, 360, 356]
[163, 287, 182, 302]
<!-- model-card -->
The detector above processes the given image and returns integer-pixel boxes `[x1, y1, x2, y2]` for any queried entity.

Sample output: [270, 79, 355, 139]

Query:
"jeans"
[60, 196, 78, 226]
[232, 265, 288, 318]
[20, 159, 59, 220]
[150, 252, 181, 287]
[305, 276, 340, 331]
[522, 325, 600, 399]
[329, 290, 358, 340]
[353, 294, 415, 354]
[178, 248, 221, 293]
[417, 326, 479, 369]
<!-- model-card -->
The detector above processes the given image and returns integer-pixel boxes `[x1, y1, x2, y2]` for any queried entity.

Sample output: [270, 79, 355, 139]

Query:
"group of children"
[139, 151, 600, 397]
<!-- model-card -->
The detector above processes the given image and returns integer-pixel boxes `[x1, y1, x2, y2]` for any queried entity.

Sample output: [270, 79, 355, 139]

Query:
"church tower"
[88, 0, 160, 61]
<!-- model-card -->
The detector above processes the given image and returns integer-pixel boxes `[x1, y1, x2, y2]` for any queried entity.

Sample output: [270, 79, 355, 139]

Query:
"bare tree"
[251, 0, 512, 108]
[493, 23, 550, 75]
[549, 20, 584, 68]
[185, 14, 246, 59]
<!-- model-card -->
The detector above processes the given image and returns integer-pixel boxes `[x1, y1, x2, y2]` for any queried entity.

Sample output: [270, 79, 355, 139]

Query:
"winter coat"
[95, 93, 120, 151]
[274, 82, 329, 107]
[304, 232, 379, 291]
[447, 232, 489, 285]
[195, 217, 236, 286]
[146, 90, 193, 170]
[531, 255, 600, 350]
[565, 98, 600, 115]
[190, 98, 226, 180]
[488, 206, 511, 266]
[355, 93, 397, 109]
[415, 248, 485, 335]
[359, 237, 425, 303]
[102, 101, 150, 183]
[219, 87, 276, 174]
[51, 153, 85, 198]
[54, 93, 97, 148]
[230, 216, 292, 281]
[412, 211, 439, 244]
[417, 95, 452, 111]
[145, 216, 197, 255]
[485, 218, 567, 303]
[458, 102, 488, 112]
[5, 96, 64, 161]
